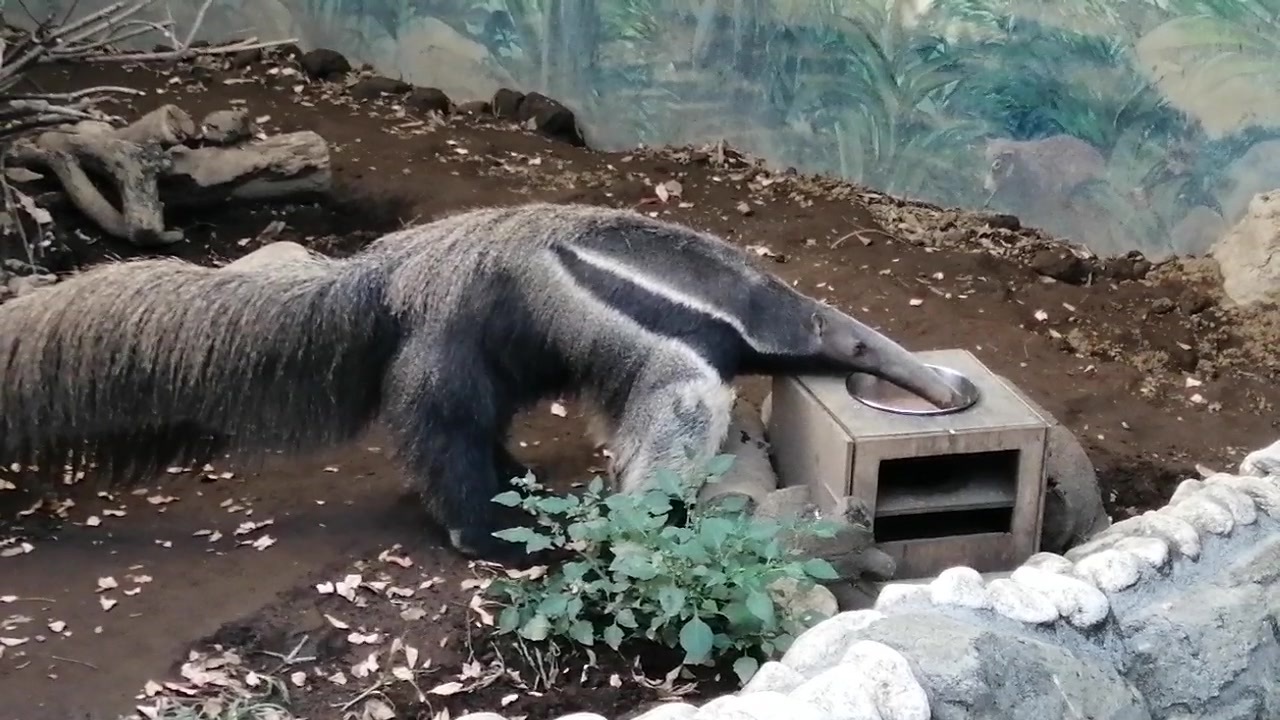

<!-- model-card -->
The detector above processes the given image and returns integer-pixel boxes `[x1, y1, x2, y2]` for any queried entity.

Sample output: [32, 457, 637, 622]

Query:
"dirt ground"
[2, 54, 1280, 720]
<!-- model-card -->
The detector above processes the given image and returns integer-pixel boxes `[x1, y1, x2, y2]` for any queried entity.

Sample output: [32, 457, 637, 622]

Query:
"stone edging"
[455, 438, 1280, 720]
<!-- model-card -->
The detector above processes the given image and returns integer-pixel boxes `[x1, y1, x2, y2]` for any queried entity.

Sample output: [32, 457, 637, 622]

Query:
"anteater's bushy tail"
[0, 253, 400, 487]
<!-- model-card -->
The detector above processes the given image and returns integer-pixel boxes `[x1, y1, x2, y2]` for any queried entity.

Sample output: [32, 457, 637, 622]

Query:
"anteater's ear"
[809, 310, 826, 336]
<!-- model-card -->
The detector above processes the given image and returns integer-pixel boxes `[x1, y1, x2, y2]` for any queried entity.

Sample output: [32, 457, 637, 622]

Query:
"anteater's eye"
[991, 158, 1004, 171]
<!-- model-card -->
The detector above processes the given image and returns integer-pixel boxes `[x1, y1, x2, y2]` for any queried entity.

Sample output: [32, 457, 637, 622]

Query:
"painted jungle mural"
[23, 0, 1280, 259]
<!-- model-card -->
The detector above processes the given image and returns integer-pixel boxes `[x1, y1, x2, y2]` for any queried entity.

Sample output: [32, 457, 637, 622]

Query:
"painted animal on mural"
[980, 134, 1150, 254]
[0, 202, 959, 565]
[982, 134, 1107, 207]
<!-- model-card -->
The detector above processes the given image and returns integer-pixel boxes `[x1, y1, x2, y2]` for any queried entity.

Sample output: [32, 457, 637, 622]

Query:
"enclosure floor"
[2, 61, 1278, 720]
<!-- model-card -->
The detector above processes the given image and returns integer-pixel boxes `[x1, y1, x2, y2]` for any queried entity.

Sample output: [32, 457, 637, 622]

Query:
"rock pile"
[453, 436, 1280, 720]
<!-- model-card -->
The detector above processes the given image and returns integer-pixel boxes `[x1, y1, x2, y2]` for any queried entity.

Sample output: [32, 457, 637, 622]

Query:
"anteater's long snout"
[826, 311, 958, 409]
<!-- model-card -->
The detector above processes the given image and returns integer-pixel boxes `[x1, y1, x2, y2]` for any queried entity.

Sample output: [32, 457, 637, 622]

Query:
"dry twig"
[0, 0, 297, 137]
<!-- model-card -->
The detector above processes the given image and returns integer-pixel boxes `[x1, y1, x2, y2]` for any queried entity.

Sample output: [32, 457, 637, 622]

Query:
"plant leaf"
[519, 614, 550, 641]
[679, 616, 714, 665]
[802, 558, 840, 581]
[745, 589, 776, 625]
[603, 624, 624, 650]
[497, 607, 520, 634]
[732, 655, 760, 685]
[569, 620, 595, 646]
[705, 453, 737, 477]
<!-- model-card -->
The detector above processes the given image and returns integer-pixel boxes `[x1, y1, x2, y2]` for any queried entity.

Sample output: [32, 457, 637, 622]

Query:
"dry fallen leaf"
[363, 698, 396, 720]
[549, 402, 567, 418]
[351, 651, 379, 679]
[99, 597, 118, 612]
[428, 681, 464, 696]
[1, 542, 34, 557]
[324, 614, 350, 630]
[469, 594, 494, 626]
[97, 576, 118, 592]
[290, 670, 306, 687]
[48, 620, 66, 633]
[378, 548, 413, 568]
[348, 631, 382, 645]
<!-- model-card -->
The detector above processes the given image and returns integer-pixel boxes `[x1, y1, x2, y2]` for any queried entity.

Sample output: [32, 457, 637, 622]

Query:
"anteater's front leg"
[607, 354, 736, 497]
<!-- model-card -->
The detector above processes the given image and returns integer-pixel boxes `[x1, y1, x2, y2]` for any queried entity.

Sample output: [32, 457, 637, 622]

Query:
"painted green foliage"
[290, 0, 1280, 258]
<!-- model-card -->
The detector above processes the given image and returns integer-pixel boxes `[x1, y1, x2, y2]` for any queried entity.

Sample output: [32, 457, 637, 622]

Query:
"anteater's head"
[744, 276, 960, 410]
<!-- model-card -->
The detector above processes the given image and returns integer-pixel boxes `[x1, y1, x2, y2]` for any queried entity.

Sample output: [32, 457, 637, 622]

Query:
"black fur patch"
[549, 244, 744, 380]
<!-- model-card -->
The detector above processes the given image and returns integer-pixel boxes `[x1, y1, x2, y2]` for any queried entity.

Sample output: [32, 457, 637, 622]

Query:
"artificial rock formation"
[455, 438, 1280, 720]
[1210, 189, 1280, 306]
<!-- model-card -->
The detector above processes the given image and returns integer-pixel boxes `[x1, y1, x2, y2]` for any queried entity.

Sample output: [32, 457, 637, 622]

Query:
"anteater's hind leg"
[607, 352, 736, 498]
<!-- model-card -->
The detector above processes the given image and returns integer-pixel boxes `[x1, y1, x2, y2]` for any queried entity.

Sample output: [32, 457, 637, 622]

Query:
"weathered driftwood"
[698, 400, 780, 513]
[162, 131, 331, 210]
[8, 104, 331, 247]
[11, 126, 177, 245]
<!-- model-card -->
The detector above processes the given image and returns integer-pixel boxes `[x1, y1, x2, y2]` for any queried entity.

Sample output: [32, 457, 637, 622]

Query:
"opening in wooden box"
[871, 449, 1020, 543]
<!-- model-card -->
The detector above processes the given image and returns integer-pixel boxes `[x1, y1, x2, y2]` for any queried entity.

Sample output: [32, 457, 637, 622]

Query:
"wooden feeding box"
[765, 348, 1050, 579]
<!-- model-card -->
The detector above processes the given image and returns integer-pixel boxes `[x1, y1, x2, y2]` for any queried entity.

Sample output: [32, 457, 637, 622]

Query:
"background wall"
[23, 0, 1280, 259]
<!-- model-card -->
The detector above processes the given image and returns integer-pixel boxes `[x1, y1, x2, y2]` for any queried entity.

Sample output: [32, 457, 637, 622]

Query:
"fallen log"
[161, 131, 332, 210]
[7, 104, 332, 247]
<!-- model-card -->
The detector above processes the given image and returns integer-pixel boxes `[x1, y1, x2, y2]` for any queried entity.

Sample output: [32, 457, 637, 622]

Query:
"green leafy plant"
[482, 454, 841, 684]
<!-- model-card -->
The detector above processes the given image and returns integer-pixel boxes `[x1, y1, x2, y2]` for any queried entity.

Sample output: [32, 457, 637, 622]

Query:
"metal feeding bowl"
[845, 364, 980, 416]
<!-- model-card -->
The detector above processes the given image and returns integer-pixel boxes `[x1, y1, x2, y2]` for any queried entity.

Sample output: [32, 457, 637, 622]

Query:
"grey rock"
[998, 373, 1111, 552]
[552, 714, 609, 720]
[768, 577, 838, 622]
[694, 691, 825, 720]
[1118, 535, 1280, 720]
[841, 640, 931, 720]
[855, 612, 1151, 720]
[1240, 439, 1280, 477]
[299, 48, 351, 80]
[492, 88, 525, 119]
[349, 76, 412, 100]
[779, 609, 884, 678]
[407, 86, 453, 115]
[789, 662, 882, 720]
[200, 108, 255, 145]
[513, 91, 585, 147]
[742, 661, 803, 694]
[753, 486, 813, 522]
[758, 488, 896, 582]
[453, 714, 510, 720]
[629, 702, 698, 720]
